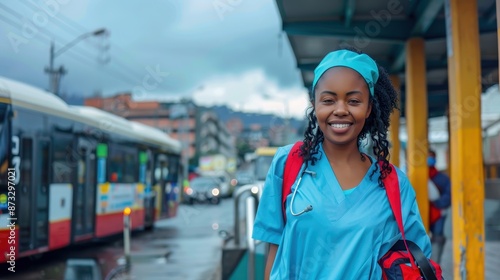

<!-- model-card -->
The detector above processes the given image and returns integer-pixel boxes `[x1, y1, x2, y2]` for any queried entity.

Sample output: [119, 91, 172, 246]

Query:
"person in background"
[427, 149, 451, 264]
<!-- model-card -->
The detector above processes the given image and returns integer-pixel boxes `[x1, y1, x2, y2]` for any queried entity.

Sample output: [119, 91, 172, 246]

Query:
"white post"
[123, 208, 131, 270]
[246, 196, 256, 280]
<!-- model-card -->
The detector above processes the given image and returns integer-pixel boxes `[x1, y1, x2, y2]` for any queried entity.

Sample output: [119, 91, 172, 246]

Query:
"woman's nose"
[333, 102, 349, 116]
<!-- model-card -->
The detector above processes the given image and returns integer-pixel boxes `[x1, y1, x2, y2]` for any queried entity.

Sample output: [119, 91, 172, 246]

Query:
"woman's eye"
[322, 99, 334, 104]
[349, 99, 360, 104]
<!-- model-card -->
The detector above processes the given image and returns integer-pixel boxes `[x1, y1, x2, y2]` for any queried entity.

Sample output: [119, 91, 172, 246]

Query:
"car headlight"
[211, 188, 220, 196]
[230, 179, 238, 186]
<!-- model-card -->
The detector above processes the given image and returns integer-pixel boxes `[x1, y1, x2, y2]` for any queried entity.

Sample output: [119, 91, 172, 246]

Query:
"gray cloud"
[0, 0, 304, 100]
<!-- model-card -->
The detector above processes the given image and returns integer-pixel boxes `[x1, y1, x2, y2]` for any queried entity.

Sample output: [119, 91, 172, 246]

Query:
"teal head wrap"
[312, 50, 379, 96]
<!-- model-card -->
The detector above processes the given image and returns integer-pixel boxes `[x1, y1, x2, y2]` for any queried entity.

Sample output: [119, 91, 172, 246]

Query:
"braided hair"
[299, 47, 399, 186]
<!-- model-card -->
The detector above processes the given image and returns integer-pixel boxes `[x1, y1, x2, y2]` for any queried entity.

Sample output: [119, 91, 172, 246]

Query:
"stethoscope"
[290, 168, 316, 216]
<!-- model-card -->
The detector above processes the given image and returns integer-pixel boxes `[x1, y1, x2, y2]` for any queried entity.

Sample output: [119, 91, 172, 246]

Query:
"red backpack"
[281, 141, 443, 280]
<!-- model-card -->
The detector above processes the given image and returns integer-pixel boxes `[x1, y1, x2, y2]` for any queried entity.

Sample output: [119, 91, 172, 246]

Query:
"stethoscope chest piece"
[289, 169, 315, 216]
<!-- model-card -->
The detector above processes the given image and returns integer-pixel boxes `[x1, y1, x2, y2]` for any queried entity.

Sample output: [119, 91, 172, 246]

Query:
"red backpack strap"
[380, 161, 417, 269]
[282, 141, 304, 223]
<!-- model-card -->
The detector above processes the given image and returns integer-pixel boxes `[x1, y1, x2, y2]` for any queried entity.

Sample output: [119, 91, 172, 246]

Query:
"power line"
[0, 5, 142, 86]
[53, 8, 162, 81]
[0, 17, 138, 88]
[1, 3, 176, 94]
[32, 3, 154, 79]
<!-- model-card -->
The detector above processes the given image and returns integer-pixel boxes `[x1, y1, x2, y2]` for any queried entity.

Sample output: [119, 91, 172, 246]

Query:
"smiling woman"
[252, 47, 433, 279]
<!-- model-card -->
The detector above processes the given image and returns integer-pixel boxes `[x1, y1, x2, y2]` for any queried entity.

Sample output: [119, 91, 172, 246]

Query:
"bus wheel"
[145, 223, 154, 231]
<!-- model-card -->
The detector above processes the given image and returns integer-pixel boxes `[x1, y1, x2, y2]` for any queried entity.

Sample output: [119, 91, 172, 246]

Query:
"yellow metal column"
[389, 75, 401, 167]
[445, 0, 485, 278]
[405, 37, 429, 231]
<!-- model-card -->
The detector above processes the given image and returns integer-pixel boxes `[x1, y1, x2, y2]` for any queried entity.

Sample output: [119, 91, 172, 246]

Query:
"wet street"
[2, 192, 499, 279]
[0, 198, 236, 280]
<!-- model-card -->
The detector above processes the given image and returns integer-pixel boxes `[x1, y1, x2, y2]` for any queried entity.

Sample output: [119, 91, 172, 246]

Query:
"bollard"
[123, 207, 132, 270]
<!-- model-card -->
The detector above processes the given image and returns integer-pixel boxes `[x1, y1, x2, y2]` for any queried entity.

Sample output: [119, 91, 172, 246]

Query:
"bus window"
[167, 155, 179, 183]
[254, 147, 278, 181]
[108, 144, 138, 183]
[255, 156, 274, 181]
[52, 133, 74, 183]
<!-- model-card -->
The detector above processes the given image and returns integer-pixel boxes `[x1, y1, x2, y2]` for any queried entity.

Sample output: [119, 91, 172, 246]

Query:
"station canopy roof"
[275, 0, 498, 118]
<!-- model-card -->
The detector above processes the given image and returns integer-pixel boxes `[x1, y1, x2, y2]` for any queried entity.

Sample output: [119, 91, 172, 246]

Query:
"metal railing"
[231, 183, 263, 280]
[233, 184, 261, 246]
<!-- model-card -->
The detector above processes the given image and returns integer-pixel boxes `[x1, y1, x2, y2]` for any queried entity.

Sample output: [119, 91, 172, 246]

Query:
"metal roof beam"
[282, 20, 411, 43]
[401, 83, 449, 92]
[421, 18, 497, 39]
[343, 0, 357, 27]
[413, 0, 444, 35]
[275, 0, 286, 20]
[390, 0, 444, 73]
[426, 59, 498, 71]
[407, 0, 420, 17]
[483, 1, 497, 23]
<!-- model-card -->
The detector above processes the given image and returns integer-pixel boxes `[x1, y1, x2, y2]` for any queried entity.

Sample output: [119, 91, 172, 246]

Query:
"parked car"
[199, 171, 232, 198]
[184, 176, 221, 205]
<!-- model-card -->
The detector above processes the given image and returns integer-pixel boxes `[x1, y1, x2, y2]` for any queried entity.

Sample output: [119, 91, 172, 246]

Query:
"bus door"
[142, 150, 155, 228]
[154, 154, 169, 219]
[72, 138, 97, 241]
[18, 136, 50, 252]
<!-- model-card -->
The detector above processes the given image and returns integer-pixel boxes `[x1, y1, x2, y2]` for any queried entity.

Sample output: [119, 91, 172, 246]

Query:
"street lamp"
[45, 28, 108, 96]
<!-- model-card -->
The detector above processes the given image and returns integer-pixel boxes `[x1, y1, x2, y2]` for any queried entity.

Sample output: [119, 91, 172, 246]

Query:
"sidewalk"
[439, 199, 500, 279]
[439, 239, 500, 279]
[126, 233, 222, 280]
[111, 204, 227, 280]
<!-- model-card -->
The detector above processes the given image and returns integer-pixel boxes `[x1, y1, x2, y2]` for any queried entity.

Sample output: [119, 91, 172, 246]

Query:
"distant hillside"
[208, 105, 306, 131]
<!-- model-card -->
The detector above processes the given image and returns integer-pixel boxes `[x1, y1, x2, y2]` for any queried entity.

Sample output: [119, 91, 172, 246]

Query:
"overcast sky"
[0, 0, 309, 118]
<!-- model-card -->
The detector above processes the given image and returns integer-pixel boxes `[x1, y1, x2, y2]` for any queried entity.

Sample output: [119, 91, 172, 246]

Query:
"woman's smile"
[328, 121, 353, 134]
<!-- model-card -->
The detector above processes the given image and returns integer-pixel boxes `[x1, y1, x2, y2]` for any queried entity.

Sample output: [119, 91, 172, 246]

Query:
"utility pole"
[45, 28, 107, 96]
[45, 42, 67, 97]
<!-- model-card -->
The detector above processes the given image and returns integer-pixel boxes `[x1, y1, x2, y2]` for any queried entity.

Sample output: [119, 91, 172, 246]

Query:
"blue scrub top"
[252, 143, 431, 279]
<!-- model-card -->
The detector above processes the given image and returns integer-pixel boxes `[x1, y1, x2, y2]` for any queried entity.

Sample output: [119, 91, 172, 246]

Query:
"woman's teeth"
[330, 124, 351, 128]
